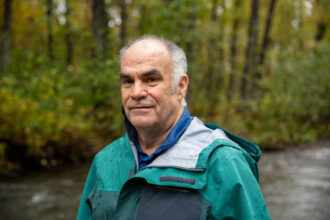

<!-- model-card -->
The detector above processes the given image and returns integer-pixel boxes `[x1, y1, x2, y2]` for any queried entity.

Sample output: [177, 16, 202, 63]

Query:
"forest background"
[0, 0, 329, 174]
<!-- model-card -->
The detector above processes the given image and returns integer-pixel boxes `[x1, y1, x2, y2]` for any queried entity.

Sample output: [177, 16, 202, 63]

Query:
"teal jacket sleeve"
[76, 160, 97, 220]
[206, 147, 271, 220]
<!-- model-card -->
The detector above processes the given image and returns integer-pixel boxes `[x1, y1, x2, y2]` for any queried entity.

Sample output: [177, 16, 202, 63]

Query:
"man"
[77, 35, 270, 220]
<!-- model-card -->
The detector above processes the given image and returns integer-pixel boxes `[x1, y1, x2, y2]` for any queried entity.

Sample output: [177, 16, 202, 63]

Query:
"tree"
[241, 0, 259, 100]
[206, 0, 226, 110]
[183, 1, 197, 105]
[314, 0, 328, 42]
[184, 1, 197, 64]
[138, 4, 147, 35]
[92, 0, 108, 57]
[228, 0, 242, 99]
[217, 0, 226, 89]
[64, 0, 73, 67]
[119, 0, 128, 47]
[46, 0, 54, 61]
[205, 0, 219, 93]
[1, 0, 13, 73]
[257, 0, 277, 77]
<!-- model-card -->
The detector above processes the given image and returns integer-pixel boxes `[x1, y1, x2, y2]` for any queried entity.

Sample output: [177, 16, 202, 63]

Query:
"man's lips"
[129, 106, 153, 110]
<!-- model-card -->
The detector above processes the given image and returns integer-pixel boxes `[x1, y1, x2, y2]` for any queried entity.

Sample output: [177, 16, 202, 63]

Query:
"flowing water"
[259, 142, 330, 220]
[1, 142, 329, 220]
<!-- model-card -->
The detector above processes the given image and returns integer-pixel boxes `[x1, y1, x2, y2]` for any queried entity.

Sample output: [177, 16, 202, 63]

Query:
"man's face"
[120, 40, 184, 132]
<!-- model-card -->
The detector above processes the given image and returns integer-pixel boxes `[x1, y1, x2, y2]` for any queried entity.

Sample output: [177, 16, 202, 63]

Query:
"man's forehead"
[123, 40, 169, 60]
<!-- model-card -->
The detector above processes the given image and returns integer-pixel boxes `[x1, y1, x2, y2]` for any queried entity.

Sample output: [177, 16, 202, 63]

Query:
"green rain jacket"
[77, 117, 271, 220]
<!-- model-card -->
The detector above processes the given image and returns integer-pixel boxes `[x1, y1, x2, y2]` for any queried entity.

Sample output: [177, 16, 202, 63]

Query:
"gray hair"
[119, 35, 188, 106]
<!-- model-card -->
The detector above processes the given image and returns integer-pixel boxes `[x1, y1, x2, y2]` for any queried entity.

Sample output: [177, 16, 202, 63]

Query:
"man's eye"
[147, 78, 157, 83]
[121, 79, 133, 85]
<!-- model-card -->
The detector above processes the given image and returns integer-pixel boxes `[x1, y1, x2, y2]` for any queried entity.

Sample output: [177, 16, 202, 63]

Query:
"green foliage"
[249, 43, 330, 146]
[0, 58, 123, 173]
[205, 43, 330, 148]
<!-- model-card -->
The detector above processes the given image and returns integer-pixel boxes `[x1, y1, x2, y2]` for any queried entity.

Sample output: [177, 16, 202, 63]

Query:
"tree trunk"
[65, 0, 73, 68]
[1, 0, 12, 73]
[92, 0, 108, 57]
[314, 0, 327, 42]
[315, 21, 327, 42]
[241, 0, 259, 100]
[217, 0, 226, 89]
[205, 0, 219, 92]
[119, 1, 128, 47]
[139, 4, 147, 35]
[164, 0, 170, 7]
[46, 0, 54, 61]
[184, 2, 197, 106]
[228, 0, 242, 100]
[257, 0, 277, 74]
[205, 0, 227, 114]
[185, 4, 197, 64]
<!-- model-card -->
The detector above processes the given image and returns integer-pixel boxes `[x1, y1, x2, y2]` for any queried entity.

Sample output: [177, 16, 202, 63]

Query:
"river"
[1, 141, 329, 220]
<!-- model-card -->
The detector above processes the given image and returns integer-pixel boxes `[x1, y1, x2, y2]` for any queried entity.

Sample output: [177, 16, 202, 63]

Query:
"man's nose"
[131, 82, 147, 99]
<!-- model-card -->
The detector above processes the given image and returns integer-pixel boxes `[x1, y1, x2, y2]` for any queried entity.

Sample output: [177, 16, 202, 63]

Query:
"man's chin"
[129, 118, 154, 129]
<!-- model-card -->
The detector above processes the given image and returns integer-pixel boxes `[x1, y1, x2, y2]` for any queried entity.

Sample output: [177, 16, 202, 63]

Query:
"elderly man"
[77, 35, 270, 220]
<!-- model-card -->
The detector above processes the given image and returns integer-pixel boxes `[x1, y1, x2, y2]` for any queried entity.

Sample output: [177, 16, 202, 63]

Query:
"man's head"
[120, 35, 188, 102]
[119, 35, 188, 132]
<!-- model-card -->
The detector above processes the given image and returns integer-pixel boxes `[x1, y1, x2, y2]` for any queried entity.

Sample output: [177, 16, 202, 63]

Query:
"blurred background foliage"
[0, 0, 329, 174]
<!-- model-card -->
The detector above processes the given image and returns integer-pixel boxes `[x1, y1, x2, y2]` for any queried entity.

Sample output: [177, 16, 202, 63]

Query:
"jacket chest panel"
[89, 182, 211, 220]
[136, 184, 205, 220]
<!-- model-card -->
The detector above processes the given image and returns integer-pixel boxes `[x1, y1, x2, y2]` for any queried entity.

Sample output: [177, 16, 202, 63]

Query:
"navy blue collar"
[123, 107, 192, 170]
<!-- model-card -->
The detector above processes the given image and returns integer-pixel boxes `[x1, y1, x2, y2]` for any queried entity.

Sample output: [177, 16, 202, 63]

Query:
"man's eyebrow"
[141, 69, 162, 78]
[119, 69, 163, 79]
[119, 72, 130, 79]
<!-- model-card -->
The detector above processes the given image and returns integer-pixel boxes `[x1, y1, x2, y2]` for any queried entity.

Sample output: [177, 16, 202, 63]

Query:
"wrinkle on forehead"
[121, 40, 170, 64]
[120, 41, 173, 82]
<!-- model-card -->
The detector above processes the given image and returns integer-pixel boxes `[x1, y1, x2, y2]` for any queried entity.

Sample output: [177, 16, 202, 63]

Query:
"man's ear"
[177, 75, 189, 99]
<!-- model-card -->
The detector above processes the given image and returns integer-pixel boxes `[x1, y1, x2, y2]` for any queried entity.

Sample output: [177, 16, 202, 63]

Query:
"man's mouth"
[129, 106, 152, 110]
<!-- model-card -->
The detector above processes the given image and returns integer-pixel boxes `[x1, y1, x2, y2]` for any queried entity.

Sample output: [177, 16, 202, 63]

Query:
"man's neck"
[137, 128, 171, 155]
[136, 107, 183, 156]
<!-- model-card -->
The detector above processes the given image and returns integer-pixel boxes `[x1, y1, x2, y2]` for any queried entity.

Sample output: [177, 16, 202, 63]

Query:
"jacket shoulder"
[201, 146, 270, 219]
[208, 143, 259, 180]
[92, 135, 136, 189]
[97, 136, 127, 154]
[93, 135, 132, 165]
